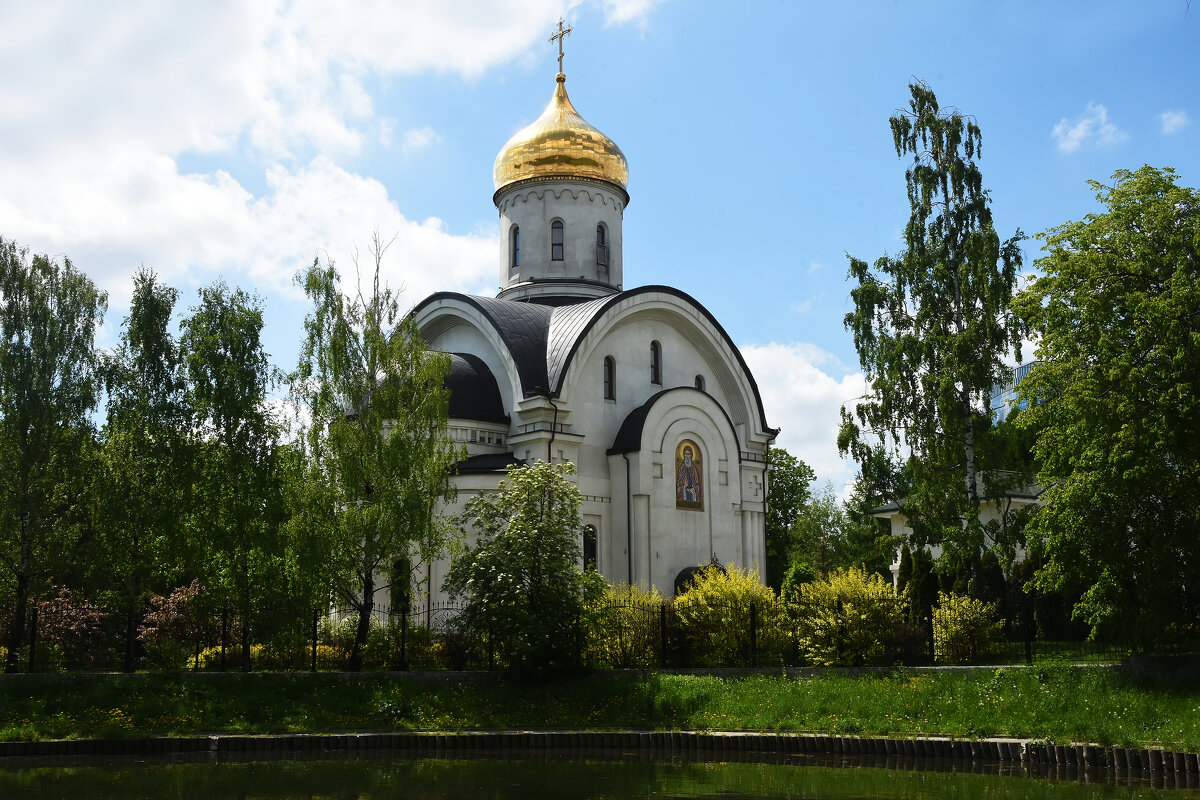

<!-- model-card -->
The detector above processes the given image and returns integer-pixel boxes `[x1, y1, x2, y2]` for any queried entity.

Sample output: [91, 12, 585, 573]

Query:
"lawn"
[0, 665, 1197, 751]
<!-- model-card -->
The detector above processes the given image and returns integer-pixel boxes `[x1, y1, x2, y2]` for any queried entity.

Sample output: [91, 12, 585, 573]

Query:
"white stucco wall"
[496, 180, 625, 297]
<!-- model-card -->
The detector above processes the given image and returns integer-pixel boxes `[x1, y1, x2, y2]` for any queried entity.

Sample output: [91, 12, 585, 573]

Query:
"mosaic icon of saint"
[675, 440, 703, 510]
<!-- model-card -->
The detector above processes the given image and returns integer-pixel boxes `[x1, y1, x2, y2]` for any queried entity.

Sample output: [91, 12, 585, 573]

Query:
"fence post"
[400, 608, 409, 671]
[925, 614, 935, 664]
[750, 601, 758, 668]
[660, 602, 669, 669]
[220, 605, 229, 673]
[311, 607, 319, 672]
[27, 606, 38, 673]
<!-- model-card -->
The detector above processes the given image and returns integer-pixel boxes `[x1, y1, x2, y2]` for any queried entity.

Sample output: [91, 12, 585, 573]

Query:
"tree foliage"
[0, 238, 107, 672]
[840, 82, 1024, 560]
[1012, 166, 1200, 642]
[180, 282, 278, 670]
[764, 447, 815, 589]
[445, 461, 599, 674]
[293, 235, 461, 669]
[100, 269, 190, 670]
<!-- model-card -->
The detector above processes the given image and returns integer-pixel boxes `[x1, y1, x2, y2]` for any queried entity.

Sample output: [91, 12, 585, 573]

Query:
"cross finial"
[550, 18, 573, 75]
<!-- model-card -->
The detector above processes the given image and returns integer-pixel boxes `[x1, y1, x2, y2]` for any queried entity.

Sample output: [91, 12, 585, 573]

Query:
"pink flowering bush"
[139, 580, 223, 668]
[34, 587, 107, 669]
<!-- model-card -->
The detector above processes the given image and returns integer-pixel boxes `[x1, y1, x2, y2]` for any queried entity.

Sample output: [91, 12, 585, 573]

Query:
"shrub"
[139, 580, 218, 668]
[33, 587, 107, 670]
[445, 462, 599, 674]
[932, 591, 1002, 664]
[584, 582, 666, 668]
[673, 563, 788, 667]
[191, 642, 351, 671]
[790, 566, 905, 666]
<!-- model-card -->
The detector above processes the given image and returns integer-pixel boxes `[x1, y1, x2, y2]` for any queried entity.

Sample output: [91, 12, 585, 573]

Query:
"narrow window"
[650, 341, 662, 385]
[551, 220, 564, 261]
[510, 225, 520, 269]
[596, 224, 608, 266]
[694, 374, 705, 391]
[603, 356, 615, 400]
[583, 525, 598, 571]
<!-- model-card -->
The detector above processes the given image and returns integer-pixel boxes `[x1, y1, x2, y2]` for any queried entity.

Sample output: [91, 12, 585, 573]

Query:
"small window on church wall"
[583, 525, 598, 571]
[510, 225, 520, 269]
[603, 356, 615, 400]
[695, 374, 705, 391]
[596, 224, 608, 266]
[650, 341, 662, 385]
[551, 220, 564, 261]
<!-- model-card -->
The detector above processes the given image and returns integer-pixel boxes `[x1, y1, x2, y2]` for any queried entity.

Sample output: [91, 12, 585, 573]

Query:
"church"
[411, 33, 777, 602]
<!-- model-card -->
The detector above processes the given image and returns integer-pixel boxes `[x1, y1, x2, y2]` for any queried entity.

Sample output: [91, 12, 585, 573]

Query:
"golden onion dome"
[493, 73, 628, 195]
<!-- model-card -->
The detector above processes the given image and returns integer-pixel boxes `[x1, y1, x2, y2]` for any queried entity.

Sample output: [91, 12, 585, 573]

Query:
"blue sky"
[2, 1, 1196, 492]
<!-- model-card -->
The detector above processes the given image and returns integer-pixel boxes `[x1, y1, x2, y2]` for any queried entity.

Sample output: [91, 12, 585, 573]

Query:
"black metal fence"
[0, 595, 1149, 673]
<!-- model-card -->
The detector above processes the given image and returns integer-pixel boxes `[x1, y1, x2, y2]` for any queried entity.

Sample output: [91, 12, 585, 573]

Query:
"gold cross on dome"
[550, 18, 573, 73]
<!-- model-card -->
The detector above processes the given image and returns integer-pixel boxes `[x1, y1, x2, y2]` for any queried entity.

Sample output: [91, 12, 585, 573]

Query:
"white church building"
[410, 55, 777, 603]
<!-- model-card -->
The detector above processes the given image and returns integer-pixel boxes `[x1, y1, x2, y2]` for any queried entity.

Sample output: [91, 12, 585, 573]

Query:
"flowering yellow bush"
[584, 582, 665, 668]
[674, 563, 788, 666]
[932, 591, 1002, 664]
[791, 566, 905, 666]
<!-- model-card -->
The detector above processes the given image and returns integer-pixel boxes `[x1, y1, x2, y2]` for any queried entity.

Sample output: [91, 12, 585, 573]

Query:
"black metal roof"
[413, 286, 775, 434]
[453, 452, 524, 474]
[445, 353, 509, 424]
[607, 386, 743, 458]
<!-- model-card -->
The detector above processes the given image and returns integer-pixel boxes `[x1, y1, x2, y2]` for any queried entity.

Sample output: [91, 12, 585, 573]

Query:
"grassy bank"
[1, 666, 1197, 750]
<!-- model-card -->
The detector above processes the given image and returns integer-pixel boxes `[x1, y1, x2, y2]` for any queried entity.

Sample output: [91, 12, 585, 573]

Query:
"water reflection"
[1, 750, 1195, 799]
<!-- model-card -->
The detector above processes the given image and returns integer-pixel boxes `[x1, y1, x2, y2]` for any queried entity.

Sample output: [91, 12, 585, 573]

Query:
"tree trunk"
[5, 505, 34, 673]
[349, 570, 374, 672]
[240, 541, 251, 672]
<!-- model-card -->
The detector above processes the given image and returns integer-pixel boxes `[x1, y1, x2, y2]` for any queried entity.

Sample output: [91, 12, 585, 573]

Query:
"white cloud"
[402, 127, 443, 154]
[789, 299, 813, 314]
[740, 341, 867, 496]
[1052, 102, 1128, 153]
[602, 0, 660, 25]
[1160, 109, 1189, 134]
[0, 0, 660, 316]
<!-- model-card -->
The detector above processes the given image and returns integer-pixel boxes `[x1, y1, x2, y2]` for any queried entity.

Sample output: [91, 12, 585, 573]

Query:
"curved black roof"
[413, 286, 774, 433]
[445, 353, 509, 424]
[453, 452, 524, 475]
[607, 386, 743, 458]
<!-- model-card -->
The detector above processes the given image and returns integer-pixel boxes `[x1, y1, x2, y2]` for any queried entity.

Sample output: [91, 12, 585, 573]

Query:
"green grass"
[0, 665, 1197, 750]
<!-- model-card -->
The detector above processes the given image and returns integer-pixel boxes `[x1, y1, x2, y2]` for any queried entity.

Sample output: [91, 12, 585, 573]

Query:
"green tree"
[0, 238, 107, 672]
[100, 270, 190, 671]
[445, 461, 601, 674]
[180, 282, 278, 670]
[1012, 166, 1200, 643]
[293, 236, 461, 670]
[840, 82, 1024, 564]
[764, 447, 815, 589]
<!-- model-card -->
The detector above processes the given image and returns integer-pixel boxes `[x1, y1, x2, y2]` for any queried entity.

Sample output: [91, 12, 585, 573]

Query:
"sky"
[2, 1, 1197, 494]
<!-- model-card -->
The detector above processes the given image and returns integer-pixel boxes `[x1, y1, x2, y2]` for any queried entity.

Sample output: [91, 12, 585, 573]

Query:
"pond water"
[0, 754, 1194, 799]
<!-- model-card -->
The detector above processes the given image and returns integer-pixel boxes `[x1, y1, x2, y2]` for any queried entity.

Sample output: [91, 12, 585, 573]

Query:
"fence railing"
[0, 594, 1160, 674]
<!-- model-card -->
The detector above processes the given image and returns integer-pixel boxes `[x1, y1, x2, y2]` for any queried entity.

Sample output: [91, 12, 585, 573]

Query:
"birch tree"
[839, 82, 1025, 562]
[0, 238, 106, 672]
[294, 234, 460, 671]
